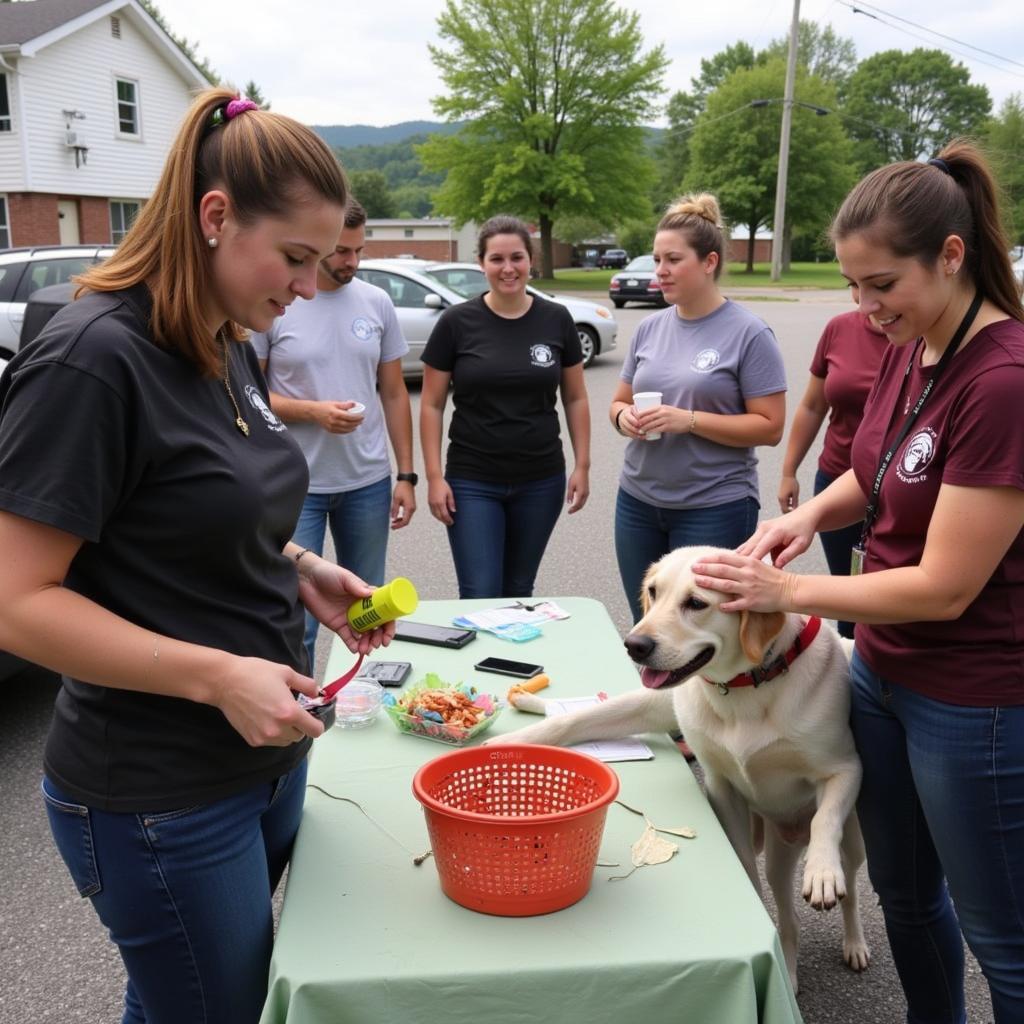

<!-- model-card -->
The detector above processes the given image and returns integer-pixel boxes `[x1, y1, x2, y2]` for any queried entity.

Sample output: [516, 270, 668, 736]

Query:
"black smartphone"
[393, 620, 477, 648]
[357, 661, 412, 687]
[473, 656, 544, 679]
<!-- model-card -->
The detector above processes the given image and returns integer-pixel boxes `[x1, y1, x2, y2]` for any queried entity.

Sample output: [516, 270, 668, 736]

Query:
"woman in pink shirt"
[778, 309, 888, 637]
[694, 141, 1024, 1023]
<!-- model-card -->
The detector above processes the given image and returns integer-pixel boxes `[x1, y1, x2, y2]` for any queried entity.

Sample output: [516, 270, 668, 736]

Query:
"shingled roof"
[0, 0, 114, 46]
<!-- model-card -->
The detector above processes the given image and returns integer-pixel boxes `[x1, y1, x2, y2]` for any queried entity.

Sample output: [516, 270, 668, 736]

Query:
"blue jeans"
[850, 652, 1024, 1023]
[293, 477, 391, 672]
[446, 473, 565, 599]
[814, 468, 862, 640]
[42, 762, 307, 1024]
[614, 488, 759, 623]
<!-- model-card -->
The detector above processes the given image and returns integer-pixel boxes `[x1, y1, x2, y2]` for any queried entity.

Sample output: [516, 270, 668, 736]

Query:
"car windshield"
[623, 255, 655, 272]
[424, 267, 490, 299]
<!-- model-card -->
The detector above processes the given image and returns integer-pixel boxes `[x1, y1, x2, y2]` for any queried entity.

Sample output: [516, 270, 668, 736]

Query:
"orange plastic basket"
[412, 744, 620, 916]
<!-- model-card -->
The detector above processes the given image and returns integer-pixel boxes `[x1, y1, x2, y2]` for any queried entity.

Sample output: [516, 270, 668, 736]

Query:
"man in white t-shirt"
[251, 199, 416, 673]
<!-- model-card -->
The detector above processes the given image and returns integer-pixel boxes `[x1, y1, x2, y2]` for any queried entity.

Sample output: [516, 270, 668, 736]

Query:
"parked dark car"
[608, 255, 667, 308]
[597, 248, 628, 269]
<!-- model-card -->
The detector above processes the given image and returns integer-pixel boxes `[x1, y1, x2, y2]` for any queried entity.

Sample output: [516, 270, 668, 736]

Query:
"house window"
[0, 196, 10, 249]
[0, 75, 11, 132]
[365, 228, 374, 238]
[403, 228, 413, 239]
[116, 78, 139, 135]
[110, 16, 121, 38]
[109, 200, 141, 243]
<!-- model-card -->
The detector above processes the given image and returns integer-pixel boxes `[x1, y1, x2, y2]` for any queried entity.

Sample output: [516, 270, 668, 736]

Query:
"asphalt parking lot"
[1, 289, 993, 1023]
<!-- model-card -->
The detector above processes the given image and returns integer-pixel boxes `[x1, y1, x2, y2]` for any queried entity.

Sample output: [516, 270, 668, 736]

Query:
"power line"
[846, 1, 1024, 70]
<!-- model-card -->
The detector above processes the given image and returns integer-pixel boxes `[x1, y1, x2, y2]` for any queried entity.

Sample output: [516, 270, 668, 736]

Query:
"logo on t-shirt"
[896, 428, 936, 482]
[530, 344, 555, 367]
[351, 317, 378, 342]
[690, 348, 721, 374]
[244, 385, 287, 433]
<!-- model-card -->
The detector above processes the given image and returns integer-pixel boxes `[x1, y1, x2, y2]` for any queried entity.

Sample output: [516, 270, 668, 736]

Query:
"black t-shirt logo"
[530, 344, 555, 368]
[244, 385, 287, 433]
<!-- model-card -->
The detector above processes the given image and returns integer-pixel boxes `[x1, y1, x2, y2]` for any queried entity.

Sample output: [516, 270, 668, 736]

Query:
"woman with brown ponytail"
[0, 90, 390, 1023]
[694, 142, 1024, 1022]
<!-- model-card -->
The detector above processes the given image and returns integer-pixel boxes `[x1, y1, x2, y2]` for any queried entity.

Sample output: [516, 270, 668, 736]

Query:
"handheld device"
[473, 656, 545, 679]
[394, 621, 477, 649]
[297, 692, 337, 730]
[356, 660, 412, 687]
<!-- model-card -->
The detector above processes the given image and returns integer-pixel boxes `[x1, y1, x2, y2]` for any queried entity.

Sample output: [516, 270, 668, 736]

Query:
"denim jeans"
[850, 652, 1024, 1023]
[445, 473, 565, 599]
[292, 477, 391, 672]
[42, 761, 308, 1024]
[814, 468, 862, 640]
[614, 487, 759, 623]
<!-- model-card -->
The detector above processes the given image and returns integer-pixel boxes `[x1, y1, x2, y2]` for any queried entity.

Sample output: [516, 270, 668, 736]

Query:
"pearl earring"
[208, 237, 218, 249]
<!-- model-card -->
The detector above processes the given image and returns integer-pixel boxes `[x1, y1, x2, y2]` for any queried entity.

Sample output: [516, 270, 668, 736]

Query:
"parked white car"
[0, 245, 116, 359]
[356, 258, 617, 374]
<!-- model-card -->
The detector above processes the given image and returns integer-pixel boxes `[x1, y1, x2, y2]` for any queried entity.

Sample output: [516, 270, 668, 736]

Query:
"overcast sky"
[156, 0, 1024, 127]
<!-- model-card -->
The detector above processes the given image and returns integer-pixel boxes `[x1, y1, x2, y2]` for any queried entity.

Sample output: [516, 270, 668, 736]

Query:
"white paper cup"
[632, 391, 663, 440]
[342, 401, 366, 417]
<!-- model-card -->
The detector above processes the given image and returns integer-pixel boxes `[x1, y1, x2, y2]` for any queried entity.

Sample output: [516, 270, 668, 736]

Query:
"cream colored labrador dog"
[493, 545, 869, 992]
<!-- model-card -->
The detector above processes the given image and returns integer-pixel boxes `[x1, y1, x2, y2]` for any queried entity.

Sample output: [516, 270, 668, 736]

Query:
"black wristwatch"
[396, 472, 419, 486]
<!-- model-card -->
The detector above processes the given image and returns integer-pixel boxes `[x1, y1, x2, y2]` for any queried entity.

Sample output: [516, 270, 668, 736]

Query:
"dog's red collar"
[703, 616, 822, 695]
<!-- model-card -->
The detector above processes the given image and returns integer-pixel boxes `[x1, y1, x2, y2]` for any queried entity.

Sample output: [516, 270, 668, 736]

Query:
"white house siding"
[0, 68, 27, 188]
[16, 12, 196, 199]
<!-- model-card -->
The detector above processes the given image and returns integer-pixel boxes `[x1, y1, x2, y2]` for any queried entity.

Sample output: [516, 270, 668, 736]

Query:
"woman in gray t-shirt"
[610, 194, 787, 623]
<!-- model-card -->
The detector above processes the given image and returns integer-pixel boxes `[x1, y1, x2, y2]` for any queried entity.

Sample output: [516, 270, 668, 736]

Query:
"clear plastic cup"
[334, 678, 384, 729]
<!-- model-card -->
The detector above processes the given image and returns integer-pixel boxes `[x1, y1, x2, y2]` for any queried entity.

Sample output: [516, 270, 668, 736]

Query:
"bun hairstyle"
[657, 193, 726, 279]
[77, 88, 348, 376]
[476, 214, 533, 261]
[831, 139, 1023, 322]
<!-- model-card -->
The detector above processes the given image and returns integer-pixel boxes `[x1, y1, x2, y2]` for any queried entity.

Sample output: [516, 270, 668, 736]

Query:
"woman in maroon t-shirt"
[693, 141, 1024, 1022]
[778, 309, 888, 637]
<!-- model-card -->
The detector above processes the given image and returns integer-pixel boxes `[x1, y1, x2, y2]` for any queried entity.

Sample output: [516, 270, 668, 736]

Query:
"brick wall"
[79, 197, 111, 244]
[727, 238, 772, 264]
[364, 239, 456, 260]
[8, 193, 60, 247]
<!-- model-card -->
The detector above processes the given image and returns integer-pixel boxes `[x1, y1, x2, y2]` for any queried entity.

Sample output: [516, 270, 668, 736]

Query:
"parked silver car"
[0, 245, 116, 359]
[356, 258, 618, 374]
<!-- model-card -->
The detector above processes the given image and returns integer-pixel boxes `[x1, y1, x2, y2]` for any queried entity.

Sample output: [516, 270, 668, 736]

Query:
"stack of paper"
[544, 696, 654, 763]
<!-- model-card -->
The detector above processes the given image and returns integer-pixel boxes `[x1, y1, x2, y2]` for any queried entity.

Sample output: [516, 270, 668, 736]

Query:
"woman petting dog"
[609, 194, 787, 625]
[695, 141, 1024, 1024]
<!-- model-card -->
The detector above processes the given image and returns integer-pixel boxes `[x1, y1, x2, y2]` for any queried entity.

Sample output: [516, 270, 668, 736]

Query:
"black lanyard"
[858, 291, 982, 551]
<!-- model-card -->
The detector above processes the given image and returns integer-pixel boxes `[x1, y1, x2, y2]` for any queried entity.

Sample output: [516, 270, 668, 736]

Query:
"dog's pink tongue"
[641, 667, 672, 689]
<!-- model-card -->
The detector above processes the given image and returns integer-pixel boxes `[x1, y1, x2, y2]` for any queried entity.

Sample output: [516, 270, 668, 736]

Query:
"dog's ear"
[738, 610, 787, 665]
[639, 567, 655, 616]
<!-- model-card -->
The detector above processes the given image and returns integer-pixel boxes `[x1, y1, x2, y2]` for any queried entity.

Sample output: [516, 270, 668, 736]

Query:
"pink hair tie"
[225, 98, 259, 120]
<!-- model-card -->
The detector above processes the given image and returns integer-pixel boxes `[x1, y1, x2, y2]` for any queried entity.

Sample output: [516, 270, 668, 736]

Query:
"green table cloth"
[261, 598, 802, 1024]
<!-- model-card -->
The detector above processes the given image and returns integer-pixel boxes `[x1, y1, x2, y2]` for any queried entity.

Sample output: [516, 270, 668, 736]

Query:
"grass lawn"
[535, 262, 846, 292]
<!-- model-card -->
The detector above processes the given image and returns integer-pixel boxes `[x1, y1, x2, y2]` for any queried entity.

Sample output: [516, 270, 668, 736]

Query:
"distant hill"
[311, 121, 465, 148]
[313, 120, 664, 148]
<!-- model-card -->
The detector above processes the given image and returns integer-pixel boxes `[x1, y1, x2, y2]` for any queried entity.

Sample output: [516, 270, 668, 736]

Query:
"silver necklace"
[221, 339, 250, 436]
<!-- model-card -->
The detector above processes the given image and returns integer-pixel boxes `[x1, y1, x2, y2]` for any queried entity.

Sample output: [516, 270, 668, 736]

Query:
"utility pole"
[770, 0, 800, 282]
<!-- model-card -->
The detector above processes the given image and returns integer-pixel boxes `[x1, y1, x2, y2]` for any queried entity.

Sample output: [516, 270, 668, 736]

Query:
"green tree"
[656, 42, 757, 204]
[984, 93, 1024, 245]
[242, 80, 270, 109]
[138, 0, 218, 83]
[420, 0, 669, 276]
[615, 216, 658, 259]
[844, 49, 991, 171]
[762, 21, 857, 94]
[685, 60, 855, 272]
[348, 170, 399, 219]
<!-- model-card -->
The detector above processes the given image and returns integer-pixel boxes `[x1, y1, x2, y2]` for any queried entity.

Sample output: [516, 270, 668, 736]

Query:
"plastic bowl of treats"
[333, 677, 384, 729]
[382, 674, 503, 746]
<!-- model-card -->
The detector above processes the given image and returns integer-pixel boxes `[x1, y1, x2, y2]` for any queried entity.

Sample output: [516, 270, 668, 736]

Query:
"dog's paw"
[801, 855, 846, 910]
[843, 935, 871, 972]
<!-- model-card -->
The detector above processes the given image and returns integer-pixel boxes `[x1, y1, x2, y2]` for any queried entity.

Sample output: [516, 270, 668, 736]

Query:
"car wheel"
[611, 299, 625, 309]
[577, 324, 598, 368]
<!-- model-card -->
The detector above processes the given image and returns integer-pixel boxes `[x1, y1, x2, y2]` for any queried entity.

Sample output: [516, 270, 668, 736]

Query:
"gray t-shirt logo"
[351, 317, 376, 342]
[244, 385, 287, 432]
[691, 348, 721, 373]
[531, 343, 555, 367]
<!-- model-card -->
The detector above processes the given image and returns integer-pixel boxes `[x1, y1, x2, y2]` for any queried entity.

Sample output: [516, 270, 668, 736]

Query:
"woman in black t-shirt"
[0, 91, 390, 1024]
[420, 216, 592, 598]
